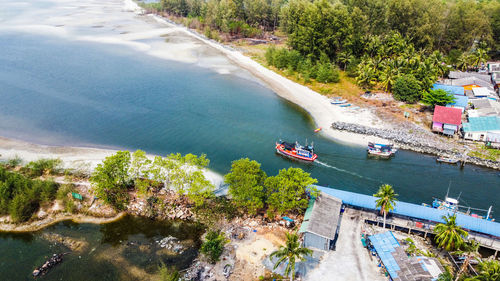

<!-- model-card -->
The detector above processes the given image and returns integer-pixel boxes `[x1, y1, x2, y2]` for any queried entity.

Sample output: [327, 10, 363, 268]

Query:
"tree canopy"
[422, 89, 456, 108]
[270, 232, 312, 281]
[373, 184, 398, 229]
[265, 167, 317, 215]
[225, 158, 267, 214]
[434, 214, 468, 251]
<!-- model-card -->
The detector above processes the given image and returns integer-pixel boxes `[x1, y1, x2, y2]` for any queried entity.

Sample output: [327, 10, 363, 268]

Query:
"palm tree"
[465, 260, 500, 281]
[454, 240, 480, 281]
[434, 214, 468, 251]
[270, 232, 312, 281]
[373, 184, 398, 229]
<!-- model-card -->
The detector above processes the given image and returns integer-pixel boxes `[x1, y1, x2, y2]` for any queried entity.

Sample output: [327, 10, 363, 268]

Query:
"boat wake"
[315, 160, 381, 183]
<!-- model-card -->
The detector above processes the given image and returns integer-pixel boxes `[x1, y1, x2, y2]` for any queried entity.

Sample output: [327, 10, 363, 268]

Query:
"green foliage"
[392, 75, 422, 103]
[200, 230, 228, 263]
[316, 63, 340, 83]
[374, 184, 397, 228]
[90, 151, 132, 210]
[158, 262, 180, 281]
[465, 260, 500, 281]
[434, 214, 468, 251]
[0, 166, 59, 222]
[270, 232, 312, 281]
[225, 158, 267, 214]
[6, 155, 22, 168]
[22, 158, 62, 177]
[422, 89, 455, 108]
[437, 268, 453, 281]
[265, 167, 317, 215]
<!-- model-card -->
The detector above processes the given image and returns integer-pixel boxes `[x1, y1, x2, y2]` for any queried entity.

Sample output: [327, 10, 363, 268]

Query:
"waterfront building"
[432, 105, 462, 136]
[463, 116, 500, 142]
[299, 192, 342, 251]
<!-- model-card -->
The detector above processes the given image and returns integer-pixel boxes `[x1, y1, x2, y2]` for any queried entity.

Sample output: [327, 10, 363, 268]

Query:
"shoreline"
[0, 212, 127, 233]
[126, 0, 391, 147]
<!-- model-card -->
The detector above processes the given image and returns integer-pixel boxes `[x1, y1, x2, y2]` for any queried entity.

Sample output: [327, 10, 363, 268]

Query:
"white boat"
[331, 99, 347, 104]
[367, 142, 396, 158]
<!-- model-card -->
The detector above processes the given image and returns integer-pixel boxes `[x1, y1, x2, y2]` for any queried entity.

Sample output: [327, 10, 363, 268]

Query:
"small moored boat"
[276, 140, 317, 162]
[436, 157, 459, 164]
[314, 127, 322, 133]
[330, 98, 347, 104]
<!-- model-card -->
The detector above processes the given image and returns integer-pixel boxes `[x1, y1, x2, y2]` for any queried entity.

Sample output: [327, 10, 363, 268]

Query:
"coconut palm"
[373, 184, 398, 229]
[465, 260, 500, 281]
[471, 47, 489, 70]
[270, 232, 312, 281]
[434, 214, 468, 251]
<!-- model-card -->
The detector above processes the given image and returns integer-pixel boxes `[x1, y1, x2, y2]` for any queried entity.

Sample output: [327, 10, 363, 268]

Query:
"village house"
[432, 105, 462, 136]
[462, 116, 500, 142]
[446, 94, 468, 112]
[431, 83, 464, 96]
[469, 98, 500, 117]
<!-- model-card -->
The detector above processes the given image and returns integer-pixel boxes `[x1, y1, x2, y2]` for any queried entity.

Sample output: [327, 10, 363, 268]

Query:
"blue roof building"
[446, 94, 468, 112]
[463, 116, 500, 141]
[369, 232, 444, 281]
[432, 83, 465, 96]
[315, 186, 500, 238]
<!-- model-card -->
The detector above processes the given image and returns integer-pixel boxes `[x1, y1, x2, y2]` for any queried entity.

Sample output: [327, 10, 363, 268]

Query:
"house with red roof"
[432, 105, 462, 136]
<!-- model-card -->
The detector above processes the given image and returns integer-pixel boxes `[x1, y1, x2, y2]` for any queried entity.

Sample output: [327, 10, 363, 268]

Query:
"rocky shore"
[331, 122, 500, 170]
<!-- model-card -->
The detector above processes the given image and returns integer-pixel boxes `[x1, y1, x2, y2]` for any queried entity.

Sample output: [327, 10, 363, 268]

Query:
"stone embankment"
[331, 122, 500, 170]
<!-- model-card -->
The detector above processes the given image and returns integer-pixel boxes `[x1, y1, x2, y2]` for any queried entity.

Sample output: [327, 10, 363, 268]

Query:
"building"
[472, 87, 496, 99]
[299, 192, 342, 250]
[448, 71, 492, 82]
[432, 105, 462, 136]
[446, 94, 468, 112]
[369, 231, 444, 281]
[468, 98, 500, 117]
[463, 116, 500, 142]
[431, 83, 464, 96]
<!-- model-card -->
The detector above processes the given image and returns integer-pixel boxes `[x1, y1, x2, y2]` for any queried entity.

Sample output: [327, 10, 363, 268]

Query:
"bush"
[316, 63, 340, 83]
[421, 89, 455, 108]
[392, 75, 422, 103]
[200, 230, 228, 263]
[9, 193, 38, 222]
[23, 158, 62, 177]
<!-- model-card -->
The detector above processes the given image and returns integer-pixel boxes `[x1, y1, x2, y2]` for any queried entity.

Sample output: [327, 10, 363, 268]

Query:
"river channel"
[0, 0, 499, 279]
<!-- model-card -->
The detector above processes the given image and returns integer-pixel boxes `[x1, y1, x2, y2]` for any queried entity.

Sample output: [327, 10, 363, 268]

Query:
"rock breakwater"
[331, 122, 500, 170]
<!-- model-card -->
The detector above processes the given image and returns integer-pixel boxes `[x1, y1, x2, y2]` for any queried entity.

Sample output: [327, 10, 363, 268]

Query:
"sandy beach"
[126, 0, 391, 147]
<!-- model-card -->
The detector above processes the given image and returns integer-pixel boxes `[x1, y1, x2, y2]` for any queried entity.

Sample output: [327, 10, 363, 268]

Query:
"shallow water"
[0, 216, 204, 280]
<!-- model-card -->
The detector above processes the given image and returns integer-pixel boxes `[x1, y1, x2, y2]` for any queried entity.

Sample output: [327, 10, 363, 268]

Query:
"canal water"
[0, 216, 204, 280]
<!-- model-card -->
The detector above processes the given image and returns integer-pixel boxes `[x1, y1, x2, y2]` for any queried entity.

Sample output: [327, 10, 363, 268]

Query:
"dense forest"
[147, 0, 500, 99]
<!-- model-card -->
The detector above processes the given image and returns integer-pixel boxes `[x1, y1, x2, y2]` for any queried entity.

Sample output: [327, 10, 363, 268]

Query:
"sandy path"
[305, 208, 385, 281]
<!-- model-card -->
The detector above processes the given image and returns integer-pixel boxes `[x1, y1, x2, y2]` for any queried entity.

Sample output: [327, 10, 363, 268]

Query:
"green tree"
[465, 260, 500, 281]
[373, 184, 398, 229]
[225, 158, 267, 214]
[265, 167, 318, 215]
[422, 89, 455, 109]
[270, 232, 312, 281]
[90, 151, 132, 210]
[200, 230, 228, 263]
[158, 262, 180, 281]
[437, 268, 453, 281]
[434, 214, 468, 251]
[9, 193, 37, 222]
[392, 74, 421, 103]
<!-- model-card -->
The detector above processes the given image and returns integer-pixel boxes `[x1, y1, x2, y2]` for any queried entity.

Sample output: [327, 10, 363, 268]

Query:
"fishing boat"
[422, 188, 494, 221]
[33, 253, 67, 277]
[314, 127, 322, 133]
[367, 142, 396, 158]
[330, 98, 347, 104]
[276, 140, 317, 162]
[436, 157, 460, 164]
[339, 103, 351, 107]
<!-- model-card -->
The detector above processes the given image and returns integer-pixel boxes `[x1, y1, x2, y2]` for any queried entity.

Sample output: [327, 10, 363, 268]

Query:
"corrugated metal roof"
[369, 232, 401, 278]
[446, 94, 468, 108]
[432, 84, 464, 96]
[432, 105, 462, 126]
[463, 116, 500, 132]
[299, 193, 341, 239]
[316, 186, 500, 237]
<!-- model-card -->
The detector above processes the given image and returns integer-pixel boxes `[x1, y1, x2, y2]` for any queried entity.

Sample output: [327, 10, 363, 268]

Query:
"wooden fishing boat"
[276, 140, 317, 162]
[314, 127, 322, 133]
[339, 103, 351, 107]
[367, 142, 396, 158]
[330, 98, 347, 104]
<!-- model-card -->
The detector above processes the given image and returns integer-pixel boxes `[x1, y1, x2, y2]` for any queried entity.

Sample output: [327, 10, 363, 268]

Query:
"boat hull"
[276, 144, 317, 162]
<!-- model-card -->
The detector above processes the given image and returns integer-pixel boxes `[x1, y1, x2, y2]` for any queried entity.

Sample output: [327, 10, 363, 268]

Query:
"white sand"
[124, 0, 391, 146]
[0, 137, 224, 188]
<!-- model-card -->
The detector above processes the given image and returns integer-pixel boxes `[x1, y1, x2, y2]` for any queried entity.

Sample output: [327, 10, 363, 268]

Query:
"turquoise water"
[0, 216, 204, 280]
[0, 33, 498, 213]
